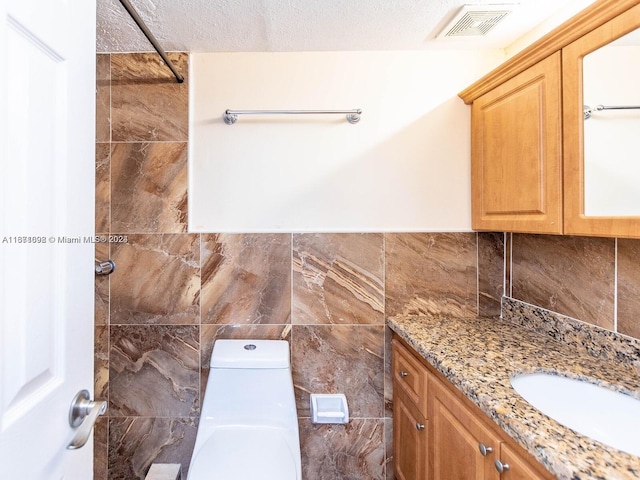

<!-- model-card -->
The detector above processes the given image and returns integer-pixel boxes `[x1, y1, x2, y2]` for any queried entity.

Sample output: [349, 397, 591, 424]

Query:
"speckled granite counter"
[388, 310, 640, 480]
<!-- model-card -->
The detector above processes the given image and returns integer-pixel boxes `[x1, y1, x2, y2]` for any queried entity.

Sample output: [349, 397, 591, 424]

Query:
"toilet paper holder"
[310, 393, 349, 424]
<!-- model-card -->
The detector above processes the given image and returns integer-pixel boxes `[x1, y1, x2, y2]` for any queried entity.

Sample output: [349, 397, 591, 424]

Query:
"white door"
[0, 0, 97, 478]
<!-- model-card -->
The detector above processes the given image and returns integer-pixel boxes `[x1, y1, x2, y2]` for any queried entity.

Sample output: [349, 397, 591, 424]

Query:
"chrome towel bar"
[583, 104, 640, 120]
[223, 109, 362, 125]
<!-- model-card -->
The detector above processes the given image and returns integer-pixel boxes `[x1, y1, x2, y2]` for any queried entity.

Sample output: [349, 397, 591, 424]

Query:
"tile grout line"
[198, 233, 202, 418]
[503, 232, 507, 305]
[382, 232, 389, 480]
[290, 232, 294, 348]
[106, 52, 112, 480]
[614, 237, 618, 333]
[509, 232, 513, 298]
[475, 232, 479, 317]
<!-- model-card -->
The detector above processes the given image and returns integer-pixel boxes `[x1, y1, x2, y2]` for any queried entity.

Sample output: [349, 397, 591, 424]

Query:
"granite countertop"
[388, 314, 640, 480]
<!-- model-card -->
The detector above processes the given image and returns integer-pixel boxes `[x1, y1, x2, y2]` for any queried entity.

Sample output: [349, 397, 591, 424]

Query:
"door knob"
[67, 389, 107, 450]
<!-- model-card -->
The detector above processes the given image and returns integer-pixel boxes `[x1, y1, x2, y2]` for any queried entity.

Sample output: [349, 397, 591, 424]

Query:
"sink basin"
[510, 373, 640, 457]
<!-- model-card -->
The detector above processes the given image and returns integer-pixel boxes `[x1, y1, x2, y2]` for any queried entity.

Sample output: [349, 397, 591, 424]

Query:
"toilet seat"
[188, 426, 298, 480]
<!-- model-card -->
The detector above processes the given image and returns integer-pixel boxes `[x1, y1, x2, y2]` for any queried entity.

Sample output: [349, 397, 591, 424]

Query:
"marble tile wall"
[95, 53, 503, 480]
[505, 233, 640, 341]
[94, 52, 194, 480]
[385, 232, 479, 319]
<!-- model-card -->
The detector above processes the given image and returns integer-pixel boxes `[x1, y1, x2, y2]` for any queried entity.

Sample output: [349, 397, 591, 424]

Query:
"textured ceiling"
[97, 0, 596, 53]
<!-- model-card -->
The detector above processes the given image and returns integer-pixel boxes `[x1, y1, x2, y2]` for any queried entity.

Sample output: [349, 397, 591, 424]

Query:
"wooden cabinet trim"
[459, 0, 640, 104]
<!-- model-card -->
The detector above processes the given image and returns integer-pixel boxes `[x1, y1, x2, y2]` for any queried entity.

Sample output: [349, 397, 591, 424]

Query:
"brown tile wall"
[94, 52, 195, 480]
[94, 53, 504, 480]
[505, 233, 640, 340]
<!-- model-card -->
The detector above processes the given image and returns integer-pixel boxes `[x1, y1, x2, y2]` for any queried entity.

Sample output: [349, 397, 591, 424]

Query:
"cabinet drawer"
[392, 339, 428, 416]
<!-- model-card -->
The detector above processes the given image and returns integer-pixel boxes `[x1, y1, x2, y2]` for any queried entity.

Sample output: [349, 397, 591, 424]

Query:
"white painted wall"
[189, 50, 503, 232]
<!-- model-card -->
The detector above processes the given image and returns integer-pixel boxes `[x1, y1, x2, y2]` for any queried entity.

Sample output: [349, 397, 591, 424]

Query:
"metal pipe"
[118, 0, 184, 83]
[223, 109, 362, 125]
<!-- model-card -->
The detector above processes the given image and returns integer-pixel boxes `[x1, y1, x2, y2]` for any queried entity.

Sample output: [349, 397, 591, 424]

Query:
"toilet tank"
[203, 339, 297, 428]
[210, 339, 290, 369]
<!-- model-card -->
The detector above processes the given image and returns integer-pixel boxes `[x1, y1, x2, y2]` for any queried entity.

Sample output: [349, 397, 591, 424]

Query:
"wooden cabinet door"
[497, 443, 552, 480]
[430, 376, 500, 480]
[471, 52, 563, 234]
[394, 390, 428, 480]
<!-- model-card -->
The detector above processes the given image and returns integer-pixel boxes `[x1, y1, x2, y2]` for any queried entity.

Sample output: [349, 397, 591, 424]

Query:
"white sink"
[510, 373, 640, 457]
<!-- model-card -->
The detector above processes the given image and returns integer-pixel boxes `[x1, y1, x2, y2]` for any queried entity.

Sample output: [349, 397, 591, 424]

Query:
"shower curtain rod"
[223, 109, 362, 125]
[118, 0, 184, 83]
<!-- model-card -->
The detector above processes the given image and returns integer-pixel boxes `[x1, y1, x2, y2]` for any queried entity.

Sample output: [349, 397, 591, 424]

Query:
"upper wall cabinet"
[470, 53, 562, 234]
[459, 0, 640, 237]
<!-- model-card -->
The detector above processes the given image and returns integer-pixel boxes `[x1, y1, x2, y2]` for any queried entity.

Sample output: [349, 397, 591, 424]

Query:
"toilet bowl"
[187, 339, 301, 480]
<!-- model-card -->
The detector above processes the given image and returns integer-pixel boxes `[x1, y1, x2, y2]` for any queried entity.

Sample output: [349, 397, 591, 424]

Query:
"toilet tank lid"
[210, 339, 290, 369]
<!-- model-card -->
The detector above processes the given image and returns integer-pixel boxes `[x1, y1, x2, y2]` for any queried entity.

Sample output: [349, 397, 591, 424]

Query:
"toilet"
[187, 339, 301, 480]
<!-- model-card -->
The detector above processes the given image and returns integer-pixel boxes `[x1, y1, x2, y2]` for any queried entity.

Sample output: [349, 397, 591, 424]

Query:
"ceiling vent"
[437, 4, 516, 38]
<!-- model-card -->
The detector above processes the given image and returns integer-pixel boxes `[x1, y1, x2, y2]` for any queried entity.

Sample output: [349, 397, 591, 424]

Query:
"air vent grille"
[437, 5, 515, 38]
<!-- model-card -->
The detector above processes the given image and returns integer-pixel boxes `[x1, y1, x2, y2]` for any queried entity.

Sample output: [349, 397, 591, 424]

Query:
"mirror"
[563, 5, 640, 237]
[582, 28, 640, 216]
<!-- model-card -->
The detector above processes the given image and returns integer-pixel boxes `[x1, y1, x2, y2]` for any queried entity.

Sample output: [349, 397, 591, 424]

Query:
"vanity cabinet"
[460, 0, 640, 238]
[429, 373, 552, 480]
[470, 53, 562, 234]
[392, 336, 554, 480]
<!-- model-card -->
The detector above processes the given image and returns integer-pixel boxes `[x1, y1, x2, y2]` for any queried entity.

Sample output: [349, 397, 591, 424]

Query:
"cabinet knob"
[399, 371, 408, 377]
[415, 422, 425, 431]
[494, 459, 510, 473]
[478, 443, 493, 456]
